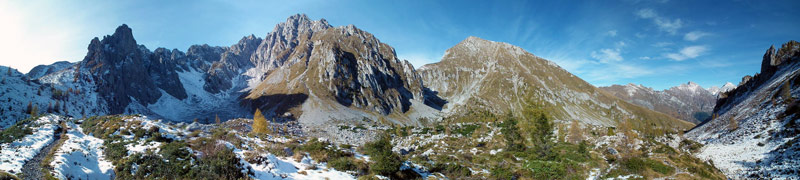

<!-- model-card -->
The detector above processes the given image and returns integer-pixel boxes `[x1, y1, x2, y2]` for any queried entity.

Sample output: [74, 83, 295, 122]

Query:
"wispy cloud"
[636, 8, 682, 34]
[591, 48, 623, 63]
[584, 63, 655, 83]
[652, 42, 674, 47]
[666, 45, 708, 61]
[684, 31, 710, 41]
[606, 30, 618, 37]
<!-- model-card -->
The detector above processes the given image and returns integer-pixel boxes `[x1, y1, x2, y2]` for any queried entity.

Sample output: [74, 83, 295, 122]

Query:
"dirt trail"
[20, 122, 63, 180]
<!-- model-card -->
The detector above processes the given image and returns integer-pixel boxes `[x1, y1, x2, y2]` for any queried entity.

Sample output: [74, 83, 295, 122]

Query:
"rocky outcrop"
[247, 14, 332, 82]
[204, 35, 262, 93]
[716, 40, 800, 115]
[80, 24, 167, 114]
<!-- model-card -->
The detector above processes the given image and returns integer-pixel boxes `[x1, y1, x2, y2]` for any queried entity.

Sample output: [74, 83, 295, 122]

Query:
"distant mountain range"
[600, 81, 735, 123]
[0, 14, 692, 135]
[1, 13, 798, 179]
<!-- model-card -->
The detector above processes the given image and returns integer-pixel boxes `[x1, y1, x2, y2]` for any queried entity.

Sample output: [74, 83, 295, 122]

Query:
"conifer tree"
[30, 104, 38, 117]
[26, 101, 32, 114]
[252, 109, 269, 134]
[54, 101, 61, 113]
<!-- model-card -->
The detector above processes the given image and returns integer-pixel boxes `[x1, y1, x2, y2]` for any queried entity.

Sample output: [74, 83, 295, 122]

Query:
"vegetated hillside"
[687, 40, 800, 179]
[1, 109, 727, 180]
[419, 37, 693, 131]
[600, 82, 721, 123]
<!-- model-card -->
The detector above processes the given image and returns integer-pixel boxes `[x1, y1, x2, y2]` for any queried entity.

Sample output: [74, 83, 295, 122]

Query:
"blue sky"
[0, 0, 798, 90]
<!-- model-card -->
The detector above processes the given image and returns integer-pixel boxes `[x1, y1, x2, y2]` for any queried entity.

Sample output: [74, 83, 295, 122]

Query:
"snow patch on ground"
[50, 121, 114, 180]
[0, 115, 60, 174]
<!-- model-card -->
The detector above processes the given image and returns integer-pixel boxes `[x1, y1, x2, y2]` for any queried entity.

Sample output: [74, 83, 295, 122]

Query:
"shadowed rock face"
[204, 35, 263, 94]
[80, 24, 167, 114]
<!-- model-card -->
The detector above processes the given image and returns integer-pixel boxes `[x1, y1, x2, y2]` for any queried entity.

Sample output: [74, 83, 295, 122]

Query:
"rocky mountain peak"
[107, 24, 138, 52]
[440, 36, 532, 66]
[670, 81, 706, 94]
[276, 13, 331, 35]
[707, 82, 736, 96]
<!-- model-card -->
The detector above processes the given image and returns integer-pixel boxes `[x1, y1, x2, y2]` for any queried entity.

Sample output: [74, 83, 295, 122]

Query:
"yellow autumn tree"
[568, 120, 584, 144]
[252, 109, 269, 134]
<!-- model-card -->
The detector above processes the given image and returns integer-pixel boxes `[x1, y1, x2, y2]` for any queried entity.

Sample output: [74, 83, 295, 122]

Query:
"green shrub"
[298, 138, 347, 162]
[452, 124, 480, 137]
[195, 147, 245, 179]
[490, 166, 515, 180]
[132, 128, 148, 139]
[0, 121, 33, 144]
[435, 124, 445, 134]
[0, 170, 20, 180]
[430, 163, 472, 178]
[647, 159, 674, 175]
[621, 157, 674, 175]
[526, 160, 567, 180]
[104, 140, 130, 163]
[115, 140, 245, 180]
[498, 115, 525, 152]
[362, 137, 392, 156]
[362, 137, 401, 176]
[370, 151, 402, 176]
[328, 157, 357, 171]
[680, 139, 703, 153]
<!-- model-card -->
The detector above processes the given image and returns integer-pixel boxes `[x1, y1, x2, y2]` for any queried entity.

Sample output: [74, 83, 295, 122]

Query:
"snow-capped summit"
[600, 81, 716, 124]
[707, 82, 737, 96]
[720, 82, 737, 93]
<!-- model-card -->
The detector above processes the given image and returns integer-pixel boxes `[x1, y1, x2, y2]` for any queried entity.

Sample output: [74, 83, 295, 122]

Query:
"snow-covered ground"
[687, 54, 800, 178]
[50, 121, 114, 180]
[0, 115, 60, 174]
[238, 151, 355, 180]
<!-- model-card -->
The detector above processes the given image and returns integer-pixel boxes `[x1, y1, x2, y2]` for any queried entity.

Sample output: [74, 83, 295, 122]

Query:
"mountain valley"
[0, 13, 797, 180]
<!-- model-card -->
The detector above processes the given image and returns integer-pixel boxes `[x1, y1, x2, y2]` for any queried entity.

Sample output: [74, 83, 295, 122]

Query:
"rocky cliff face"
[600, 82, 717, 123]
[204, 35, 262, 94]
[79, 24, 171, 114]
[687, 40, 800, 179]
[419, 37, 692, 130]
[242, 15, 432, 126]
